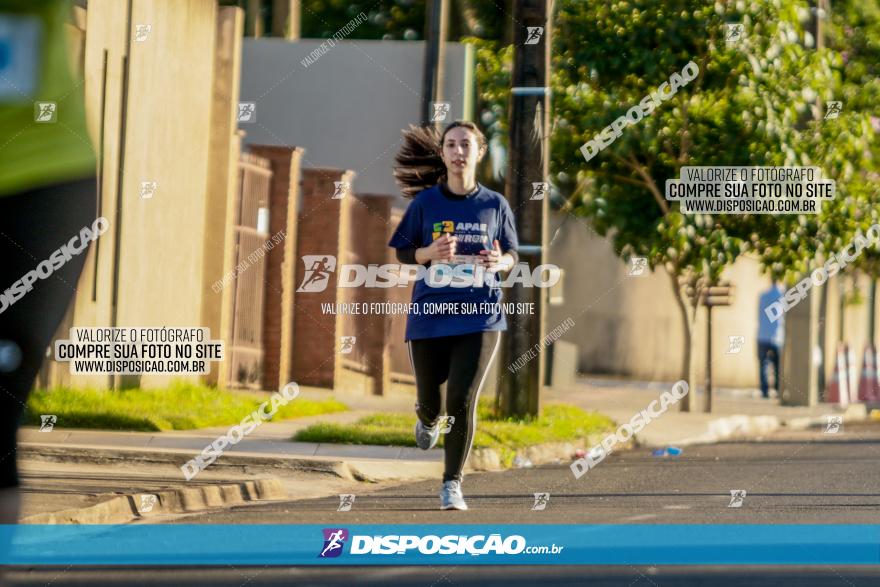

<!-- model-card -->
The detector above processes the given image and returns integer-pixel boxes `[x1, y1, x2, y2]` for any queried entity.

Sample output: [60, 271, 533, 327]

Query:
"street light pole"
[421, 0, 448, 128]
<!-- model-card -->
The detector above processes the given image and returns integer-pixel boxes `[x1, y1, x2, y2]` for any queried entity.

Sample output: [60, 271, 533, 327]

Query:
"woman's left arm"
[501, 248, 518, 270]
[481, 197, 519, 272]
[478, 240, 517, 272]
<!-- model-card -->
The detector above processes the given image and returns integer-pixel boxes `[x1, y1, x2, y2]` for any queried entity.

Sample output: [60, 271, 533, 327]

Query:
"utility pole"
[497, 0, 551, 418]
[800, 3, 828, 388]
[697, 282, 734, 413]
[421, 0, 448, 128]
[869, 280, 876, 346]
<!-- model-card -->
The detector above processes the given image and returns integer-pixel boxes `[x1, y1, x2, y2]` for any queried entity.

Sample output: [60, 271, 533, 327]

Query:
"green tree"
[299, 0, 424, 40]
[555, 0, 846, 410]
[748, 0, 879, 369]
[471, 0, 878, 410]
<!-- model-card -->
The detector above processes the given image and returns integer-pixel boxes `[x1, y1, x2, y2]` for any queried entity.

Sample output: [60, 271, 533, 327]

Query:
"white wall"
[239, 38, 473, 196]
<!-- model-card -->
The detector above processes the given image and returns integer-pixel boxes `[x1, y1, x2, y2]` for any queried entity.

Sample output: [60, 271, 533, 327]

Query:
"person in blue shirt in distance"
[757, 281, 786, 399]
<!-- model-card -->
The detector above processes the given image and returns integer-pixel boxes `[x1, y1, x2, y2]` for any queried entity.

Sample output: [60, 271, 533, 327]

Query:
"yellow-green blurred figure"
[0, 0, 97, 534]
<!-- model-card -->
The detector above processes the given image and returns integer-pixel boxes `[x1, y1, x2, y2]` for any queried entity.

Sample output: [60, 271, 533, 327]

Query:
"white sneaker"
[439, 480, 468, 510]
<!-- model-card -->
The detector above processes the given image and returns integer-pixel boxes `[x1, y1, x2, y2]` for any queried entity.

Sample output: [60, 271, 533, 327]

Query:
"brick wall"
[247, 145, 303, 391]
[341, 193, 396, 395]
[291, 168, 356, 388]
[385, 206, 416, 383]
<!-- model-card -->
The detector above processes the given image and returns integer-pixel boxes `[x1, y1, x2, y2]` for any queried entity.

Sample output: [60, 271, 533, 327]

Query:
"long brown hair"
[393, 121, 488, 199]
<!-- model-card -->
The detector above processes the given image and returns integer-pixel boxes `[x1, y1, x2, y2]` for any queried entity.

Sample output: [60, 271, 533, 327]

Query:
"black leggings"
[408, 330, 501, 483]
[0, 178, 97, 487]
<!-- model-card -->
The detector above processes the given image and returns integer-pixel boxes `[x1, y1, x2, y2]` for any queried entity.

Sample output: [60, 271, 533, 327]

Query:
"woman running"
[389, 121, 519, 510]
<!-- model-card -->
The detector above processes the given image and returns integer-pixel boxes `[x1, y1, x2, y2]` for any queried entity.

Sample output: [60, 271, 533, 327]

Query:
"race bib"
[434, 254, 480, 276]
[0, 14, 42, 101]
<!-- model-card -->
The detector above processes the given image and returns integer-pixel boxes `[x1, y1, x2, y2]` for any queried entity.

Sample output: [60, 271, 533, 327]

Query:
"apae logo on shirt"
[431, 221, 454, 240]
[431, 220, 489, 245]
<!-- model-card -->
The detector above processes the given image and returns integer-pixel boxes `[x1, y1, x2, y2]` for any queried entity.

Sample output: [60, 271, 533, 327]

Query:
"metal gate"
[227, 152, 272, 389]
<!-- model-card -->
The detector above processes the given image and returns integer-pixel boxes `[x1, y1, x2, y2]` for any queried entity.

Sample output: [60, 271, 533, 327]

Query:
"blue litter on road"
[653, 447, 683, 457]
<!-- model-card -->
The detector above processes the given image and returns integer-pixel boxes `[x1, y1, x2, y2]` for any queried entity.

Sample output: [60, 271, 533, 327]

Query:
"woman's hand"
[416, 233, 457, 264]
[478, 239, 514, 273]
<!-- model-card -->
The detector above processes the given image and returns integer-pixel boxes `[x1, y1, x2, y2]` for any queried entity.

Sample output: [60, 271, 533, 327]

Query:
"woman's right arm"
[396, 247, 421, 265]
[395, 238, 458, 265]
[416, 234, 456, 264]
[394, 234, 458, 265]
[389, 198, 456, 265]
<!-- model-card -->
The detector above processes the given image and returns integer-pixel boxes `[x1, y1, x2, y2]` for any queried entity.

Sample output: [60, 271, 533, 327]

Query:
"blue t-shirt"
[388, 183, 519, 341]
[758, 285, 785, 346]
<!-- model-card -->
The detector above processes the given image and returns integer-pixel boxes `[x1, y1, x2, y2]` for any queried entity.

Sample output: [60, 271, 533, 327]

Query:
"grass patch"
[25, 381, 348, 432]
[293, 400, 615, 465]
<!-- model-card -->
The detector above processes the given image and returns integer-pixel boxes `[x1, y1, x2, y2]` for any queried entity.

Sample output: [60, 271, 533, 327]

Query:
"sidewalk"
[546, 378, 868, 447]
[21, 386, 429, 462]
[22, 380, 866, 465]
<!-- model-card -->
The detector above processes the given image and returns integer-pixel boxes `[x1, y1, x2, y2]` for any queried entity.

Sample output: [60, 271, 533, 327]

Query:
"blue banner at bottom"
[1, 525, 878, 565]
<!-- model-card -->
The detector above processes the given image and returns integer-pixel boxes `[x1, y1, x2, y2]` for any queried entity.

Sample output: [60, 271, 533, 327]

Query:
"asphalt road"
[8, 422, 880, 586]
[168, 421, 880, 524]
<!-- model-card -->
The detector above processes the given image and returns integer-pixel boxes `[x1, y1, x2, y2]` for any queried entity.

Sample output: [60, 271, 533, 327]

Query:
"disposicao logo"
[296, 254, 560, 290]
[297, 255, 337, 293]
[318, 531, 539, 556]
[319, 528, 349, 558]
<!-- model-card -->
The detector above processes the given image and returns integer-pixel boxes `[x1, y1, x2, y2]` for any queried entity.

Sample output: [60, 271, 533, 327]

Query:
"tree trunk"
[686, 306, 699, 411]
[668, 268, 696, 412]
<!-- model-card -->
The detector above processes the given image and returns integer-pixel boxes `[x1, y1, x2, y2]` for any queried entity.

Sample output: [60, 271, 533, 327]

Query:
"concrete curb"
[657, 403, 869, 446]
[468, 433, 622, 471]
[341, 459, 441, 482]
[445, 403, 870, 467]
[784, 403, 868, 431]
[19, 443, 356, 480]
[21, 478, 286, 525]
[18, 443, 441, 484]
